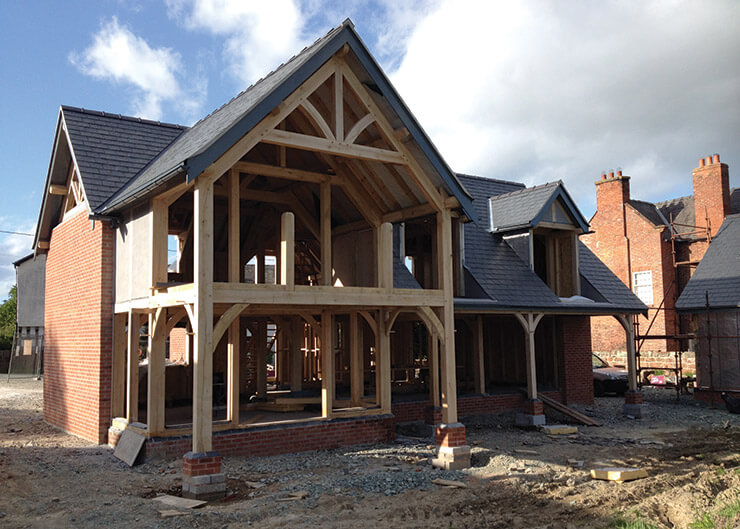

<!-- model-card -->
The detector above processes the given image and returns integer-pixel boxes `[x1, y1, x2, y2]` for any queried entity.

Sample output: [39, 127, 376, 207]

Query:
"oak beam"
[112, 312, 127, 418]
[437, 209, 458, 423]
[234, 161, 334, 185]
[378, 222, 393, 291]
[147, 307, 166, 435]
[280, 212, 295, 288]
[48, 184, 67, 195]
[378, 310, 392, 414]
[349, 312, 363, 406]
[290, 318, 304, 392]
[320, 182, 332, 286]
[334, 68, 344, 141]
[321, 310, 334, 417]
[228, 168, 240, 283]
[227, 319, 240, 426]
[126, 310, 140, 422]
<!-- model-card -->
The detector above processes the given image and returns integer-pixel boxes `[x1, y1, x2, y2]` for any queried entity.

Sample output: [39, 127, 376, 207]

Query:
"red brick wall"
[693, 155, 730, 238]
[44, 209, 114, 444]
[559, 316, 594, 405]
[144, 414, 396, 460]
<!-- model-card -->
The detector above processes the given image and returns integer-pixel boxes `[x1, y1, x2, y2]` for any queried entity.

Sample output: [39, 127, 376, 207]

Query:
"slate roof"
[455, 174, 646, 314]
[676, 214, 740, 311]
[628, 199, 669, 228]
[488, 180, 589, 234]
[654, 188, 739, 236]
[62, 107, 185, 210]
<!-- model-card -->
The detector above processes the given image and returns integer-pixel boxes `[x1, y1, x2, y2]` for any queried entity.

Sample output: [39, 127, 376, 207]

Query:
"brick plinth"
[623, 390, 647, 418]
[182, 451, 226, 500]
[624, 390, 644, 405]
[433, 423, 470, 470]
[522, 399, 544, 416]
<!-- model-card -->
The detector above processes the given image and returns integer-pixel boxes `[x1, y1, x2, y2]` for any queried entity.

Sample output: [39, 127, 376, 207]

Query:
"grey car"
[593, 354, 628, 396]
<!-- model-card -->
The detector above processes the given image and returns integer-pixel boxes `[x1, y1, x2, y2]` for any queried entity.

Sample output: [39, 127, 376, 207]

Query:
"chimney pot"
[609, 171, 614, 179]
[601, 172, 607, 180]
[705, 156, 712, 165]
[713, 153, 720, 163]
[699, 158, 705, 167]
[616, 169, 623, 177]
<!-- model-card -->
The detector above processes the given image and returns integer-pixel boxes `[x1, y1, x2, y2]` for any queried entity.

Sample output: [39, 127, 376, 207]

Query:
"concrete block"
[432, 445, 471, 470]
[515, 413, 546, 427]
[623, 403, 647, 418]
[210, 473, 225, 484]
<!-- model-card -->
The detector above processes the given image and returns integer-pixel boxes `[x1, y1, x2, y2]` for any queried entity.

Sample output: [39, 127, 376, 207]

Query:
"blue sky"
[0, 0, 738, 297]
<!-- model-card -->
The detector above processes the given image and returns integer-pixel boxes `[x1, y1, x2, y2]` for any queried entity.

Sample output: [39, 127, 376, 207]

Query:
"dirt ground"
[1, 377, 739, 529]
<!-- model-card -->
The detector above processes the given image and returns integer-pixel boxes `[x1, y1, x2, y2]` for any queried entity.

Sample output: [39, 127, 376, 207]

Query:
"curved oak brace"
[297, 311, 322, 333]
[299, 100, 335, 141]
[212, 304, 249, 353]
[358, 310, 378, 338]
[165, 307, 187, 336]
[416, 306, 445, 339]
[183, 303, 196, 330]
[344, 114, 375, 145]
[386, 308, 402, 333]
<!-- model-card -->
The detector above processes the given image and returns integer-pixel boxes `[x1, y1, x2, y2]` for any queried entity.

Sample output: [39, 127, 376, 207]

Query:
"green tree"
[0, 285, 17, 349]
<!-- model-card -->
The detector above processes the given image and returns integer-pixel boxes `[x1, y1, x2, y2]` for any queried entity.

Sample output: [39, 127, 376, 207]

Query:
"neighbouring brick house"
[32, 19, 644, 497]
[582, 156, 739, 376]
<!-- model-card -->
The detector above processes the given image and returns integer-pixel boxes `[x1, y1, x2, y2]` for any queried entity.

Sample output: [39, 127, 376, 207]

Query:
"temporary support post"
[321, 182, 331, 286]
[474, 315, 485, 394]
[147, 307, 166, 435]
[281, 211, 295, 288]
[126, 310, 140, 422]
[321, 310, 334, 417]
[192, 177, 214, 453]
[227, 168, 240, 426]
[349, 311, 363, 406]
[111, 312, 128, 418]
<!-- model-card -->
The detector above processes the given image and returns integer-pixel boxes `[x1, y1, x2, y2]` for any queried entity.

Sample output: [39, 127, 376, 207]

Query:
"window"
[633, 271, 653, 306]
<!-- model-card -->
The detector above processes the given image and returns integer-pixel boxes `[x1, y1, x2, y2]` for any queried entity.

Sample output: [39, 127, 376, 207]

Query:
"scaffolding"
[632, 209, 713, 398]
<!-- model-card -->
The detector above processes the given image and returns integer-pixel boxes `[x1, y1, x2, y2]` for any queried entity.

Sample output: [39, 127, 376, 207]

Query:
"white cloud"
[390, 0, 740, 215]
[166, 0, 307, 87]
[70, 17, 204, 121]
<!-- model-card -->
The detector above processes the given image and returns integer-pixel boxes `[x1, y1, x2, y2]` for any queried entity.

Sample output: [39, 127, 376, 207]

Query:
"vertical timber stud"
[350, 312, 363, 406]
[429, 332, 440, 407]
[151, 198, 168, 287]
[321, 310, 334, 418]
[281, 212, 295, 288]
[111, 313, 128, 418]
[126, 310, 139, 422]
[432, 208, 470, 471]
[617, 314, 645, 417]
[227, 169, 240, 426]
[290, 318, 303, 392]
[192, 177, 214, 454]
[378, 222, 393, 291]
[321, 182, 332, 286]
[474, 315, 485, 394]
[147, 308, 166, 435]
[378, 311, 392, 414]
[256, 321, 267, 398]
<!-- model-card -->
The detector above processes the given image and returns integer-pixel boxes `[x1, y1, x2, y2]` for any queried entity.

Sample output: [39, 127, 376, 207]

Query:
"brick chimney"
[693, 153, 730, 237]
[595, 169, 630, 212]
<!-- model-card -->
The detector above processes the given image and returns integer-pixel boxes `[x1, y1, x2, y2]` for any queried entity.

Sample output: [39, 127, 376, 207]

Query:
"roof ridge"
[490, 180, 560, 200]
[60, 105, 186, 130]
[456, 172, 526, 188]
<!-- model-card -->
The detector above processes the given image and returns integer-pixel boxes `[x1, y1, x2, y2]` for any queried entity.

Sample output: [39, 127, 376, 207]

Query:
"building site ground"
[1, 377, 739, 529]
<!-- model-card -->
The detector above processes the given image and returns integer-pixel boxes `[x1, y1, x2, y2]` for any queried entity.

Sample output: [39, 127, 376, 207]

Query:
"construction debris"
[431, 479, 467, 489]
[541, 425, 578, 435]
[514, 449, 539, 455]
[276, 491, 309, 502]
[152, 494, 206, 509]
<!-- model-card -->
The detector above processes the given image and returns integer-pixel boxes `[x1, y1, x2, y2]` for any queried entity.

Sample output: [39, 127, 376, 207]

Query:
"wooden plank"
[192, 178, 214, 453]
[280, 212, 295, 288]
[537, 392, 602, 426]
[320, 182, 331, 286]
[48, 184, 67, 195]
[350, 312, 363, 406]
[113, 428, 146, 467]
[262, 128, 405, 165]
[590, 467, 647, 483]
[321, 310, 334, 417]
[147, 308, 166, 435]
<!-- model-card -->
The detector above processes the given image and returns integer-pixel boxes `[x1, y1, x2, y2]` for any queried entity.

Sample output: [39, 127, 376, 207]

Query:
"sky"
[0, 0, 738, 298]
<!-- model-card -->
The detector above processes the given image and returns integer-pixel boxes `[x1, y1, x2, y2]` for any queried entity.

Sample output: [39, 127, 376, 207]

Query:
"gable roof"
[97, 19, 476, 223]
[628, 199, 670, 228]
[676, 213, 740, 311]
[488, 180, 590, 234]
[654, 188, 739, 237]
[456, 174, 646, 314]
[34, 107, 185, 249]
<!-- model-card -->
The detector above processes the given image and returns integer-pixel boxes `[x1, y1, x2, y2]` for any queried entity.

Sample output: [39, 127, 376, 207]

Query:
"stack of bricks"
[182, 452, 226, 500]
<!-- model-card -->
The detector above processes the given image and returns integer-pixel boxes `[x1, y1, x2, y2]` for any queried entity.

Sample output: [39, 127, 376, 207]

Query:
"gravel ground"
[2, 378, 739, 529]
